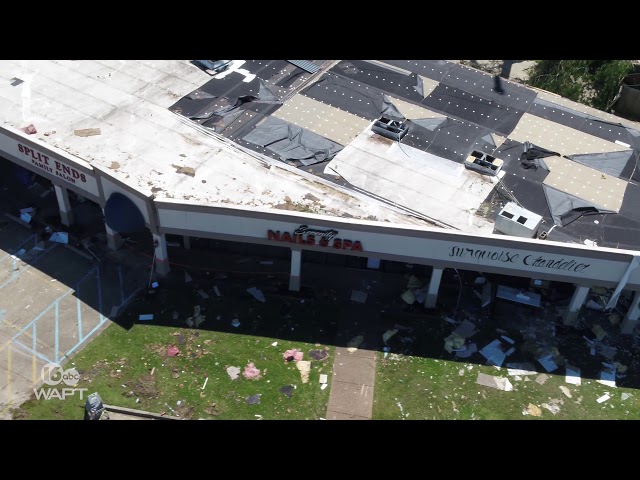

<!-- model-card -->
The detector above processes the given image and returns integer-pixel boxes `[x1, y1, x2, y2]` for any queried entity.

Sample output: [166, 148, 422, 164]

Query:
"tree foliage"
[525, 60, 635, 111]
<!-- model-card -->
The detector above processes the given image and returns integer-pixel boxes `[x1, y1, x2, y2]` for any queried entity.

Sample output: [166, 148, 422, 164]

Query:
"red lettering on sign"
[267, 227, 364, 252]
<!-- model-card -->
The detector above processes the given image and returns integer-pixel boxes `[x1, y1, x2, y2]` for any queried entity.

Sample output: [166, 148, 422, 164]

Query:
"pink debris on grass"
[283, 349, 304, 362]
[243, 362, 261, 380]
[167, 345, 180, 357]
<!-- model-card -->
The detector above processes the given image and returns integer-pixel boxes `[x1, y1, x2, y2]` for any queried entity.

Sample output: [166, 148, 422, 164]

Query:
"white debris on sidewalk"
[247, 287, 266, 303]
[559, 386, 572, 398]
[382, 329, 398, 344]
[565, 364, 582, 386]
[597, 368, 616, 388]
[535, 374, 550, 385]
[479, 340, 506, 367]
[506, 363, 537, 376]
[537, 354, 558, 373]
[226, 366, 241, 380]
[296, 361, 311, 383]
[49, 232, 69, 244]
[350, 290, 368, 303]
[476, 372, 513, 391]
[541, 403, 560, 415]
[453, 320, 477, 339]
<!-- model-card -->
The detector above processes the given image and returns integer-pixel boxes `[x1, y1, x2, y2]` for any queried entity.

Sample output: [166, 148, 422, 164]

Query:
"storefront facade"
[2, 124, 640, 333]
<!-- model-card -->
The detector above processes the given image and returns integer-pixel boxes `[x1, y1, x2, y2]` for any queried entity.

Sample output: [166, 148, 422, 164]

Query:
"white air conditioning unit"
[495, 202, 542, 238]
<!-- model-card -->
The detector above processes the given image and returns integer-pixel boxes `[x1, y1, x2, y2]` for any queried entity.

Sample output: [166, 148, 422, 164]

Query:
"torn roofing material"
[242, 116, 343, 166]
[520, 142, 559, 171]
[542, 184, 616, 227]
[408, 117, 447, 132]
[5, 59, 640, 252]
[566, 150, 636, 180]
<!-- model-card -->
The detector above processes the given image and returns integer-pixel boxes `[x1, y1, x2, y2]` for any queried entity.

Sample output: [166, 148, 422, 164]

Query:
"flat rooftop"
[0, 60, 428, 227]
[2, 60, 640, 250]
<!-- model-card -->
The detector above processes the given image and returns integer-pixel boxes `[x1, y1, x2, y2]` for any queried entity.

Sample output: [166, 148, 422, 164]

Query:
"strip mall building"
[1, 60, 639, 334]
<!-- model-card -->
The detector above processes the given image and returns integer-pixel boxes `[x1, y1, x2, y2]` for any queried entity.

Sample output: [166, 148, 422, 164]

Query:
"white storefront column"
[183, 235, 191, 250]
[289, 248, 302, 291]
[620, 292, 640, 334]
[564, 285, 590, 326]
[54, 185, 74, 227]
[153, 233, 171, 277]
[103, 212, 124, 251]
[425, 267, 443, 309]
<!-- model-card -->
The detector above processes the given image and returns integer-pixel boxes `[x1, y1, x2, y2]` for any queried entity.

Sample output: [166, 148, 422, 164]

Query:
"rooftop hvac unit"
[371, 116, 409, 141]
[495, 202, 543, 239]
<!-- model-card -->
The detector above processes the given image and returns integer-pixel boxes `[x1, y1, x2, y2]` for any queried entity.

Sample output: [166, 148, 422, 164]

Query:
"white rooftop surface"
[323, 129, 501, 234]
[272, 93, 371, 145]
[508, 113, 629, 156]
[0, 60, 429, 226]
[543, 156, 627, 212]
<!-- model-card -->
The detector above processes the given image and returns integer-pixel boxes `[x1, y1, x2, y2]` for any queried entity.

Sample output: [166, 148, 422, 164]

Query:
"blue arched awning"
[104, 192, 146, 233]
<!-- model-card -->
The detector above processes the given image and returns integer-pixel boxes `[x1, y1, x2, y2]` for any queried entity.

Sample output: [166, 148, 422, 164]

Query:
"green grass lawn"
[14, 264, 640, 421]
[373, 310, 640, 420]
[13, 276, 337, 420]
[374, 352, 640, 420]
[15, 323, 333, 420]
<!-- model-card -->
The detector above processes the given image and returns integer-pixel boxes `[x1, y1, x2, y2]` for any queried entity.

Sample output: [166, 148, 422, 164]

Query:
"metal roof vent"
[371, 116, 409, 141]
[495, 202, 543, 239]
[287, 60, 320, 74]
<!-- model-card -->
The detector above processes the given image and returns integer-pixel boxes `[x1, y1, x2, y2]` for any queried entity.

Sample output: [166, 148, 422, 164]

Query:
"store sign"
[267, 225, 364, 252]
[17, 143, 88, 185]
[448, 245, 591, 273]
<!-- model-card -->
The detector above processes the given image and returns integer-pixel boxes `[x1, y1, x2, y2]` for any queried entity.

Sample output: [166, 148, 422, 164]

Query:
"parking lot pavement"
[0, 220, 147, 418]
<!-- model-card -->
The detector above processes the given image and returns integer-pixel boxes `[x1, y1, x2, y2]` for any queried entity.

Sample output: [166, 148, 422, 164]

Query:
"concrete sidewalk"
[326, 346, 376, 420]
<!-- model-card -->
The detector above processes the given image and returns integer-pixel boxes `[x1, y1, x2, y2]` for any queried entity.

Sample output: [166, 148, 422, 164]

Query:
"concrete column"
[425, 267, 444, 309]
[104, 223, 123, 251]
[563, 285, 590, 326]
[183, 235, 191, 250]
[620, 292, 640, 335]
[54, 185, 74, 227]
[153, 233, 171, 277]
[289, 248, 302, 291]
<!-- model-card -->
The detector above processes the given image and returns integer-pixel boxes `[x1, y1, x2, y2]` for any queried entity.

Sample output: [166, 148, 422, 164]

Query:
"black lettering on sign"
[453, 246, 589, 274]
